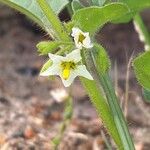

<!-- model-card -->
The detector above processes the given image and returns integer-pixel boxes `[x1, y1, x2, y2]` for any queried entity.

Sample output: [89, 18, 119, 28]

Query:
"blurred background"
[0, 4, 150, 150]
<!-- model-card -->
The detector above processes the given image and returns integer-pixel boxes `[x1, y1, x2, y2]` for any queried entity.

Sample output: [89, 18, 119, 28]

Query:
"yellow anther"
[62, 68, 70, 80]
[61, 61, 76, 80]
[78, 33, 86, 44]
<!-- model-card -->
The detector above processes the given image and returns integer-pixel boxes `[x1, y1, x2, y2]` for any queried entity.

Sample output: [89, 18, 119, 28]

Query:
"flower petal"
[48, 53, 64, 62]
[75, 65, 93, 80]
[60, 71, 78, 87]
[71, 27, 82, 37]
[65, 49, 82, 62]
[74, 37, 82, 49]
[40, 64, 60, 76]
[83, 33, 93, 48]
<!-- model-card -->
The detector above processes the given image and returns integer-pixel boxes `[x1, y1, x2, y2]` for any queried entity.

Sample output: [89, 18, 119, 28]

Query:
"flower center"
[61, 61, 76, 80]
[78, 33, 86, 44]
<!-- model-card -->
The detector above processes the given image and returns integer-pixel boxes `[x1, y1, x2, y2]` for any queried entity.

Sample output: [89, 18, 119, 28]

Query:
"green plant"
[1, 0, 150, 149]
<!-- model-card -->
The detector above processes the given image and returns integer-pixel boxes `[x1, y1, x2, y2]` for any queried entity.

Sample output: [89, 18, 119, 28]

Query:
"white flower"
[71, 27, 93, 49]
[40, 49, 93, 87]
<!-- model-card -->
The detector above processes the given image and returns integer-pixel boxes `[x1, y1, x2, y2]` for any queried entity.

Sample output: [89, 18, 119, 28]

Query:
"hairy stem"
[80, 78, 123, 149]
[80, 50, 123, 149]
[100, 73, 135, 150]
[91, 49, 135, 150]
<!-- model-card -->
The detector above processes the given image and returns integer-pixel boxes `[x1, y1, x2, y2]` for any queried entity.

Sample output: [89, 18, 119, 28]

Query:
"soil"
[0, 5, 150, 150]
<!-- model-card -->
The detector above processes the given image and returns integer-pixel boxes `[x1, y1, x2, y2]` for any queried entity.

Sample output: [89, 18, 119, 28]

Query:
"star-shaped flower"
[71, 27, 93, 49]
[40, 49, 93, 87]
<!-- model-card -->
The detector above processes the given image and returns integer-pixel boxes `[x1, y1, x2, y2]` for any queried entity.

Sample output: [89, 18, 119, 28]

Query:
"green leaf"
[71, 0, 84, 12]
[72, 3, 129, 34]
[133, 51, 150, 90]
[37, 41, 61, 55]
[91, 0, 106, 6]
[114, 0, 150, 23]
[0, 0, 68, 29]
[119, 0, 150, 12]
[40, 60, 52, 73]
[92, 44, 111, 75]
[143, 88, 150, 103]
[112, 11, 136, 24]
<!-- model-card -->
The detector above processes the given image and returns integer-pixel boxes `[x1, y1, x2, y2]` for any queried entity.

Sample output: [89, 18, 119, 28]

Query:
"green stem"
[37, 0, 70, 41]
[100, 73, 135, 150]
[101, 130, 113, 150]
[80, 50, 123, 149]
[134, 14, 150, 51]
[90, 49, 135, 149]
[80, 78, 123, 149]
[52, 96, 73, 150]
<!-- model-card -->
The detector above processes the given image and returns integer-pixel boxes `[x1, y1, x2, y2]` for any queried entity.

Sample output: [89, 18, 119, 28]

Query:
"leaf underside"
[0, 0, 68, 29]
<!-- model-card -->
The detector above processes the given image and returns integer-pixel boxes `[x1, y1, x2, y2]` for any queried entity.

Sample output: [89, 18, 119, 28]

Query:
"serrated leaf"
[133, 51, 150, 90]
[71, 0, 84, 12]
[37, 41, 61, 55]
[92, 44, 111, 75]
[0, 0, 68, 29]
[40, 60, 52, 73]
[143, 88, 150, 103]
[72, 3, 129, 34]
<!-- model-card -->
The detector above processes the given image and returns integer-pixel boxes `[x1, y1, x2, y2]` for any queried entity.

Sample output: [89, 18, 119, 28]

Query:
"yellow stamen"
[62, 68, 70, 80]
[78, 33, 86, 44]
[61, 61, 76, 80]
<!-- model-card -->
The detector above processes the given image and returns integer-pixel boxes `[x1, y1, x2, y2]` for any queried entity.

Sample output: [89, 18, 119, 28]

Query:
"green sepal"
[40, 60, 52, 73]
[133, 50, 150, 90]
[63, 21, 75, 34]
[36, 41, 61, 55]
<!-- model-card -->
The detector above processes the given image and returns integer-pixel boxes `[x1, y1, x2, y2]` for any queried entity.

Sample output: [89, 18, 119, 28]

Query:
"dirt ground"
[0, 5, 150, 150]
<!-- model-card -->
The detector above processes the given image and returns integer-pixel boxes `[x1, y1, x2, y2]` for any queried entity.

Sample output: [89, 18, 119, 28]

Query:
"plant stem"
[101, 130, 113, 150]
[100, 73, 135, 150]
[37, 0, 70, 41]
[52, 96, 73, 150]
[81, 50, 123, 149]
[80, 78, 123, 149]
[134, 14, 150, 51]
[124, 53, 133, 117]
[90, 50, 135, 150]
